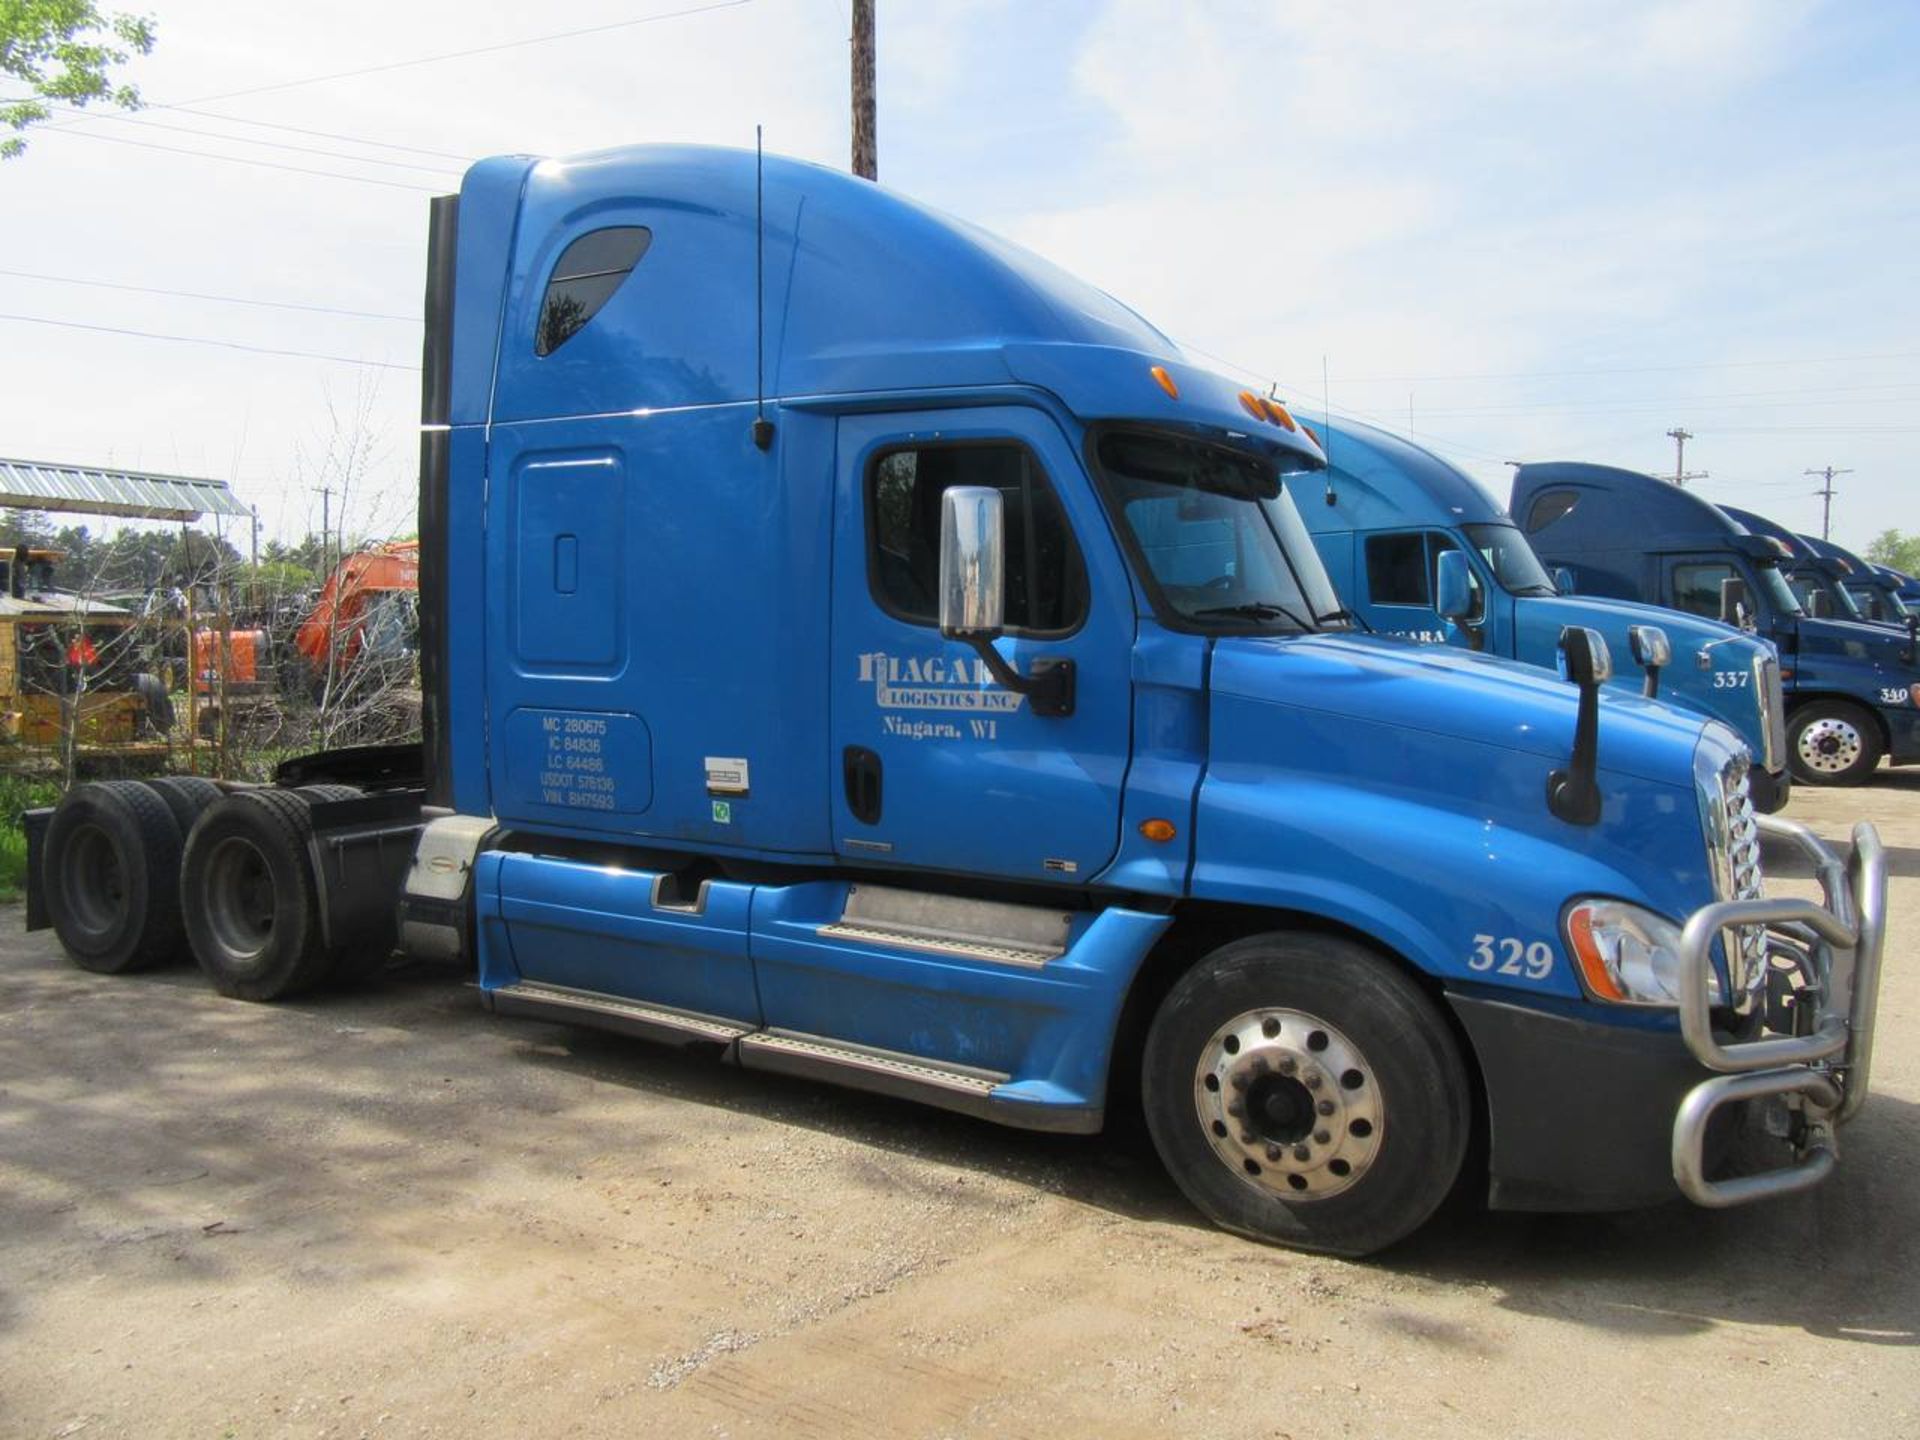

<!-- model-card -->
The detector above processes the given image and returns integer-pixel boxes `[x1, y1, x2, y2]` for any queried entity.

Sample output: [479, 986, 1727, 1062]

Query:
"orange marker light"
[1150, 365, 1180, 399]
[1262, 398, 1298, 431]
[1300, 422, 1322, 448]
[1238, 391, 1266, 421]
[1139, 818, 1178, 843]
[1565, 905, 1627, 1003]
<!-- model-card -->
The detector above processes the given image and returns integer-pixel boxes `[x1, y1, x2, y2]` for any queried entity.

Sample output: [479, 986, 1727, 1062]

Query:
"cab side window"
[1366, 533, 1428, 605]
[1673, 562, 1736, 618]
[868, 443, 1086, 635]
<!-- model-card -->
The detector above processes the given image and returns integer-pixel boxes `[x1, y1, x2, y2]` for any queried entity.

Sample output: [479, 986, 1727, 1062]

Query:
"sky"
[2, 0, 1916, 553]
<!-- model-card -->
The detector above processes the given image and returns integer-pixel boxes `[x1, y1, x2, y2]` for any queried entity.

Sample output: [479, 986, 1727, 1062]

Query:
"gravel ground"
[1, 778, 1916, 1438]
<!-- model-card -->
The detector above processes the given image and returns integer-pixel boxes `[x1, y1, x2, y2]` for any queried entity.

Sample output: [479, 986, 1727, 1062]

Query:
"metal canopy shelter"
[0, 457, 251, 522]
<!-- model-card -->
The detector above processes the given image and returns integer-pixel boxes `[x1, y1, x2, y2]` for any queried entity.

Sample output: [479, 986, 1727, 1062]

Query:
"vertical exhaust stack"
[417, 192, 460, 808]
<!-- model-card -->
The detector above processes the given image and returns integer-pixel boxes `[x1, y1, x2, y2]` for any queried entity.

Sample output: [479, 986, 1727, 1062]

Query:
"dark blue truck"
[1721, 506, 1887, 631]
[1295, 419, 1790, 811]
[23, 147, 1886, 1255]
[1797, 532, 1917, 630]
[1515, 461, 1920, 786]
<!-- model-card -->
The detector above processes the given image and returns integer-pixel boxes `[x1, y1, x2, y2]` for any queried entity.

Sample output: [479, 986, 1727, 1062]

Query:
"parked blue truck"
[25, 147, 1885, 1255]
[1794, 531, 1917, 632]
[1293, 420, 1791, 811]
[1720, 505, 1883, 630]
[1515, 461, 1920, 787]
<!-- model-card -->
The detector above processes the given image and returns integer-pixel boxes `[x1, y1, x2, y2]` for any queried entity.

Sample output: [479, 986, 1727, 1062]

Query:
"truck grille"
[1757, 654, 1787, 773]
[1723, 761, 1767, 1000]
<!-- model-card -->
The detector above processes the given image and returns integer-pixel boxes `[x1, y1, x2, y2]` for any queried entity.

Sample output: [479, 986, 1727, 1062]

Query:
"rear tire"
[1142, 932, 1470, 1257]
[181, 789, 332, 1001]
[43, 781, 186, 974]
[1787, 700, 1883, 785]
[146, 776, 225, 835]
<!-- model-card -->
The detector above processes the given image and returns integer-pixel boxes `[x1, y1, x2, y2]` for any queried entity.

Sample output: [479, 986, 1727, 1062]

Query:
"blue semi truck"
[1293, 420, 1791, 811]
[24, 147, 1885, 1255]
[1802, 541, 1916, 627]
[1515, 462, 1920, 786]
[1720, 505, 1885, 631]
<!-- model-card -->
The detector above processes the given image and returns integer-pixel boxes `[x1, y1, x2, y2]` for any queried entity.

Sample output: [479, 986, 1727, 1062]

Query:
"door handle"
[843, 746, 882, 825]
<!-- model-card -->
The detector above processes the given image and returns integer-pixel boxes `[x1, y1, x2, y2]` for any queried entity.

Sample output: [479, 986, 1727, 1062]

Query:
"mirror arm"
[1547, 678, 1603, 825]
[957, 634, 1076, 718]
[1643, 661, 1662, 700]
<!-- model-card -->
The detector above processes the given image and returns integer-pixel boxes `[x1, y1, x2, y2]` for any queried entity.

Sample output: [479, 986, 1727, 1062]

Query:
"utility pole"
[1805, 465, 1854, 540]
[851, 0, 876, 180]
[1665, 427, 1707, 487]
[313, 484, 334, 577]
[249, 504, 259, 569]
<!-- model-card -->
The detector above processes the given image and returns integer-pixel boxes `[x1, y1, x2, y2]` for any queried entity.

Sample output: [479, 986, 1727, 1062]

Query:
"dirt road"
[2, 780, 1916, 1438]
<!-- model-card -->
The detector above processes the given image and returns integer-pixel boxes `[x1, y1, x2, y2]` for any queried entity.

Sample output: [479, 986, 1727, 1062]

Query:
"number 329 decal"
[1469, 934, 1554, 979]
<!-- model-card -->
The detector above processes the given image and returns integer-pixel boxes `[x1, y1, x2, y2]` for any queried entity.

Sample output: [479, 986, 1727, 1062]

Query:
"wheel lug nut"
[1304, 1073, 1322, 1091]
[1250, 1057, 1270, 1075]
[1314, 1130, 1331, 1145]
[1293, 1144, 1311, 1162]
[1266, 1143, 1283, 1162]
[1316, 1100, 1335, 1116]
[1240, 1131, 1257, 1145]
[1227, 1101, 1244, 1118]
[1278, 1058, 1297, 1076]
[1230, 1073, 1250, 1091]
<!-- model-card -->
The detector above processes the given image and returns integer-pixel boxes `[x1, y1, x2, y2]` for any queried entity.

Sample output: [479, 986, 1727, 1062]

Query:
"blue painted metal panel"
[750, 880, 1170, 1108]
[826, 403, 1136, 884]
[487, 852, 761, 1023]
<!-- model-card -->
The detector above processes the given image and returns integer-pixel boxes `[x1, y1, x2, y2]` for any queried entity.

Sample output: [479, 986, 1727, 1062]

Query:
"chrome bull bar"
[1670, 816, 1886, 1207]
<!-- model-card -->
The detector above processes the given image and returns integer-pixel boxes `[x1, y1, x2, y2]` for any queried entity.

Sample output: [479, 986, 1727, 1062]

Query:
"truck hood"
[1794, 614, 1919, 673]
[1211, 631, 1718, 787]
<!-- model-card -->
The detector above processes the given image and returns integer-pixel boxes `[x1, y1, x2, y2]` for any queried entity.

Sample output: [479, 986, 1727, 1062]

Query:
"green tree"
[1, 1, 157, 159]
[1865, 529, 1920, 575]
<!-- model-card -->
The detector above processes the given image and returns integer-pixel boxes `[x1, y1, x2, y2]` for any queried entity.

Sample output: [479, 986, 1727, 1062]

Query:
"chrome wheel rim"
[1192, 1008, 1383, 1201]
[1797, 716, 1863, 775]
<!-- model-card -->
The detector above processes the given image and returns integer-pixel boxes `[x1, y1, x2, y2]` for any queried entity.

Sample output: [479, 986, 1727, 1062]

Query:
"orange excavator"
[194, 540, 419, 736]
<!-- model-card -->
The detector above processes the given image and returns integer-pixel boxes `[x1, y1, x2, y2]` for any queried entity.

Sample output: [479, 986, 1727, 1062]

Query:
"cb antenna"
[751, 125, 775, 452]
[1321, 355, 1337, 506]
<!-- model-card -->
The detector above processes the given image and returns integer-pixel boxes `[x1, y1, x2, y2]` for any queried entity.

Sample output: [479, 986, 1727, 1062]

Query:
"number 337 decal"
[1469, 934, 1554, 979]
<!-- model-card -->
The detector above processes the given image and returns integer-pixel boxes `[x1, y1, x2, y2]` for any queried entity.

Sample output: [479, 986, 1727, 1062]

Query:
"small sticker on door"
[711, 800, 733, 824]
[705, 756, 750, 795]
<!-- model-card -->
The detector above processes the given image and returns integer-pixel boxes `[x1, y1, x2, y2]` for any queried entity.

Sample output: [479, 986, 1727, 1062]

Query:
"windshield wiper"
[1191, 601, 1314, 630]
[1313, 605, 1372, 632]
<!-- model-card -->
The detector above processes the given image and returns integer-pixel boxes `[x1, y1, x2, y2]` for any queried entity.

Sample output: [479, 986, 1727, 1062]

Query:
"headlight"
[1564, 898, 1726, 1007]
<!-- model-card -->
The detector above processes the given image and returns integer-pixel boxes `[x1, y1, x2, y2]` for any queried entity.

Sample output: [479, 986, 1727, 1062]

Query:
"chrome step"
[489, 980, 750, 1047]
[737, 1029, 1007, 1119]
[816, 883, 1070, 968]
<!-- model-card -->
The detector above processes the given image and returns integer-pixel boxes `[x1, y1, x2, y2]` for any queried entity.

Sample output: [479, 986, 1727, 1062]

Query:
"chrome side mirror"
[938, 486, 1005, 639]
[1554, 566, 1576, 596]
[1434, 549, 1474, 623]
[1628, 624, 1670, 700]
[1719, 577, 1752, 629]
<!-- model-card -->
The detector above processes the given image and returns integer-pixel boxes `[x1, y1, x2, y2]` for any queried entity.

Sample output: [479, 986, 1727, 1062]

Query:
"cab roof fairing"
[1511, 460, 1779, 557]
[448, 143, 1316, 469]
[1292, 417, 1506, 533]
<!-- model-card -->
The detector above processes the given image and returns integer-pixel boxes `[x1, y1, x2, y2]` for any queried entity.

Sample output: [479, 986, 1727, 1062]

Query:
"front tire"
[1787, 700, 1882, 785]
[1142, 933, 1471, 1256]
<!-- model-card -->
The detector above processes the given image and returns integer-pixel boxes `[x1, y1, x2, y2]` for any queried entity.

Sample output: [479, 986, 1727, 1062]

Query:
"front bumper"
[1669, 813, 1885, 1206]
[1451, 814, 1885, 1213]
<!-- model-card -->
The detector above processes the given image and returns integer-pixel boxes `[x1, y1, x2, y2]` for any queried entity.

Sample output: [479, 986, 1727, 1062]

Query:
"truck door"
[1360, 529, 1487, 648]
[829, 407, 1133, 883]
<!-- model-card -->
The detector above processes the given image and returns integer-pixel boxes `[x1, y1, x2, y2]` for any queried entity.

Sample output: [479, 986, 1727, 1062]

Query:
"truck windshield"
[1786, 566, 1860, 621]
[1095, 429, 1342, 633]
[1461, 522, 1557, 596]
[1757, 561, 1805, 618]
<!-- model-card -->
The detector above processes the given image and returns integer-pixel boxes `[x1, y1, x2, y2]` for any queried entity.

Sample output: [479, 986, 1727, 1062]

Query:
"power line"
[0, 312, 420, 371]
[28, 102, 463, 175]
[177, 0, 754, 106]
[33, 127, 445, 191]
[0, 268, 417, 323]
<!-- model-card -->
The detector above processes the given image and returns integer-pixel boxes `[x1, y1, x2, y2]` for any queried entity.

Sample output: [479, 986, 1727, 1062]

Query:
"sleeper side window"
[1525, 489, 1580, 533]
[868, 443, 1086, 635]
[1366, 532, 1430, 606]
[536, 226, 652, 356]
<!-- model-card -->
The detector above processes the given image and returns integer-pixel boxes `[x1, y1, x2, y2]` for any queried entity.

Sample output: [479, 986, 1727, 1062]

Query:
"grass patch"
[0, 773, 63, 903]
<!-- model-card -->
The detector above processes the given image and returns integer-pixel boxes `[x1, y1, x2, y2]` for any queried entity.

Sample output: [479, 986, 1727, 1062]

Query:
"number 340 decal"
[1469, 934, 1554, 979]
